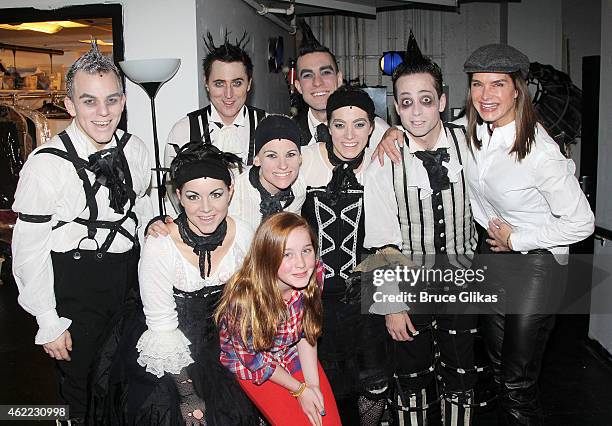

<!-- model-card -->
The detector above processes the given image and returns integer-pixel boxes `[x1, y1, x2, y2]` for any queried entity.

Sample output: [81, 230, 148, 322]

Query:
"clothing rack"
[0, 90, 67, 106]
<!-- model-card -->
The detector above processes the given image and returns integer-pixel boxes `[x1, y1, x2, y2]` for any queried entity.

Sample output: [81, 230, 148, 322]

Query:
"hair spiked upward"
[297, 19, 323, 53]
[391, 29, 444, 99]
[66, 38, 123, 99]
[405, 30, 426, 64]
[296, 19, 338, 73]
[204, 30, 250, 54]
[202, 30, 253, 81]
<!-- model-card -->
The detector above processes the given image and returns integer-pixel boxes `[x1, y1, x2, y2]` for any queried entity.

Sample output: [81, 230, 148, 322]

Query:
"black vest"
[186, 105, 266, 165]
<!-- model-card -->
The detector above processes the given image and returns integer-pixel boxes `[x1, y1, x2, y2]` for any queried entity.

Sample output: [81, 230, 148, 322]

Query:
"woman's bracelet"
[290, 382, 308, 397]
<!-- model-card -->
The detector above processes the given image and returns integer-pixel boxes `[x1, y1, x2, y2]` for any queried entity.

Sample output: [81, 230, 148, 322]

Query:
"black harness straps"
[186, 105, 265, 165]
[32, 130, 139, 258]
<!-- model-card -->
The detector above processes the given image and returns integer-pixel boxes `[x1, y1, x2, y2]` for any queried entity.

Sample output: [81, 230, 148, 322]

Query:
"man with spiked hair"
[372, 32, 478, 426]
[293, 20, 391, 148]
[162, 31, 267, 216]
[165, 31, 266, 168]
[11, 42, 153, 422]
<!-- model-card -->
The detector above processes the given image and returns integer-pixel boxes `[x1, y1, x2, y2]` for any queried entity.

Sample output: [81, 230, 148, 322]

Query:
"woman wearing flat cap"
[463, 44, 594, 425]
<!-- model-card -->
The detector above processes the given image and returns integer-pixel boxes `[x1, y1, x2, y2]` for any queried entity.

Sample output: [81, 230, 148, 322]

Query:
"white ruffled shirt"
[136, 217, 254, 377]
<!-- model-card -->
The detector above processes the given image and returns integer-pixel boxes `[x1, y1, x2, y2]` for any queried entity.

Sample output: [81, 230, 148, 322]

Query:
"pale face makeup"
[253, 138, 301, 194]
[206, 60, 252, 125]
[328, 106, 373, 161]
[177, 177, 233, 235]
[394, 72, 445, 149]
[64, 70, 125, 149]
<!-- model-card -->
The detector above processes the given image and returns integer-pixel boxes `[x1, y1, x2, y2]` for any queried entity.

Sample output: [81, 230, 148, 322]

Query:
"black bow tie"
[323, 139, 364, 205]
[315, 123, 331, 143]
[88, 147, 130, 214]
[414, 148, 451, 192]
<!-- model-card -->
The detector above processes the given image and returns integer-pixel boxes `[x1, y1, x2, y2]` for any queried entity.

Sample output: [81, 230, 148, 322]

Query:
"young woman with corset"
[89, 143, 258, 425]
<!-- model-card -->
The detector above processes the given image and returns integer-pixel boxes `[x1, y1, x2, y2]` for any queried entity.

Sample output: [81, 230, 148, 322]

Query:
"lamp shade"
[119, 58, 181, 83]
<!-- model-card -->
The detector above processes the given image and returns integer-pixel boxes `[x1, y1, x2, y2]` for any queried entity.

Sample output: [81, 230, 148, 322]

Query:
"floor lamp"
[119, 58, 181, 216]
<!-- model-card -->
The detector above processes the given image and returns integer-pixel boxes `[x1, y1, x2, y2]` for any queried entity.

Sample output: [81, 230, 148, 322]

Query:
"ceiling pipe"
[242, 0, 296, 34]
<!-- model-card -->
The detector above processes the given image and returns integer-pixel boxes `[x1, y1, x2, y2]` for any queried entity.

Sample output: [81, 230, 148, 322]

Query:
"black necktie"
[414, 148, 451, 192]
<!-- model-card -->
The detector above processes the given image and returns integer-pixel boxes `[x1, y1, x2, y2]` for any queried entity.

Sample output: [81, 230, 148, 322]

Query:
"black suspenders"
[246, 106, 265, 165]
[187, 105, 212, 145]
[34, 131, 139, 258]
[187, 105, 265, 165]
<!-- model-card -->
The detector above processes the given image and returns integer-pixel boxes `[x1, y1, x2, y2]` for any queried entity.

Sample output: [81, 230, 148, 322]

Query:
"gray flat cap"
[463, 44, 530, 79]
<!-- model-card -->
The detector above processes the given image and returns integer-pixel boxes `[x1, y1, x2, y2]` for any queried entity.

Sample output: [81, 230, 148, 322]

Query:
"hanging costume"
[11, 121, 153, 419]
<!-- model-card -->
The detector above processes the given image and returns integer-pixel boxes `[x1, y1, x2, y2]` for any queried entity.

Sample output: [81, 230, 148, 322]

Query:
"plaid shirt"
[219, 262, 324, 385]
[219, 290, 304, 385]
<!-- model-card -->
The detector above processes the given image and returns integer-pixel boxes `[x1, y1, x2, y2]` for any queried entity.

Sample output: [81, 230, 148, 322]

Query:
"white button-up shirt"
[164, 104, 259, 168]
[465, 121, 594, 263]
[12, 120, 153, 344]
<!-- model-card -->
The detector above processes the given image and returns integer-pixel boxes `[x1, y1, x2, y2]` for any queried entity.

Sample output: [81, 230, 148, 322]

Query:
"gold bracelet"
[290, 382, 307, 397]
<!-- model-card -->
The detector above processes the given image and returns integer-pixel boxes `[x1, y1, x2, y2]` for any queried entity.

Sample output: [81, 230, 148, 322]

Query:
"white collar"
[66, 119, 119, 158]
[307, 108, 326, 134]
[405, 121, 450, 154]
[403, 125, 463, 200]
[208, 104, 248, 128]
[476, 120, 516, 149]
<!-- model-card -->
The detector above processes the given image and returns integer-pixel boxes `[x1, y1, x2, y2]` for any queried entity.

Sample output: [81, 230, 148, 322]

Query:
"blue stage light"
[380, 51, 404, 76]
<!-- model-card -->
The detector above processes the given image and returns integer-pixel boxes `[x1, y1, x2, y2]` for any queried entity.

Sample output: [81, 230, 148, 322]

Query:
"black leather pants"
[476, 241, 566, 425]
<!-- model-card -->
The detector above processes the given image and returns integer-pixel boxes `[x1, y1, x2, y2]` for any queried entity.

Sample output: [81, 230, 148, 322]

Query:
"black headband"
[255, 115, 301, 155]
[174, 158, 232, 188]
[326, 87, 375, 123]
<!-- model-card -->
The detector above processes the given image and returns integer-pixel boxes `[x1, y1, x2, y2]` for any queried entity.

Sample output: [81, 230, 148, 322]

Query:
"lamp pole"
[140, 81, 165, 216]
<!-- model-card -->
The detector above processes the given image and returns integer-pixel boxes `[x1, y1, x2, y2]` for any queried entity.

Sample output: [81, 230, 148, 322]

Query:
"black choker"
[248, 166, 295, 219]
[175, 212, 227, 278]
